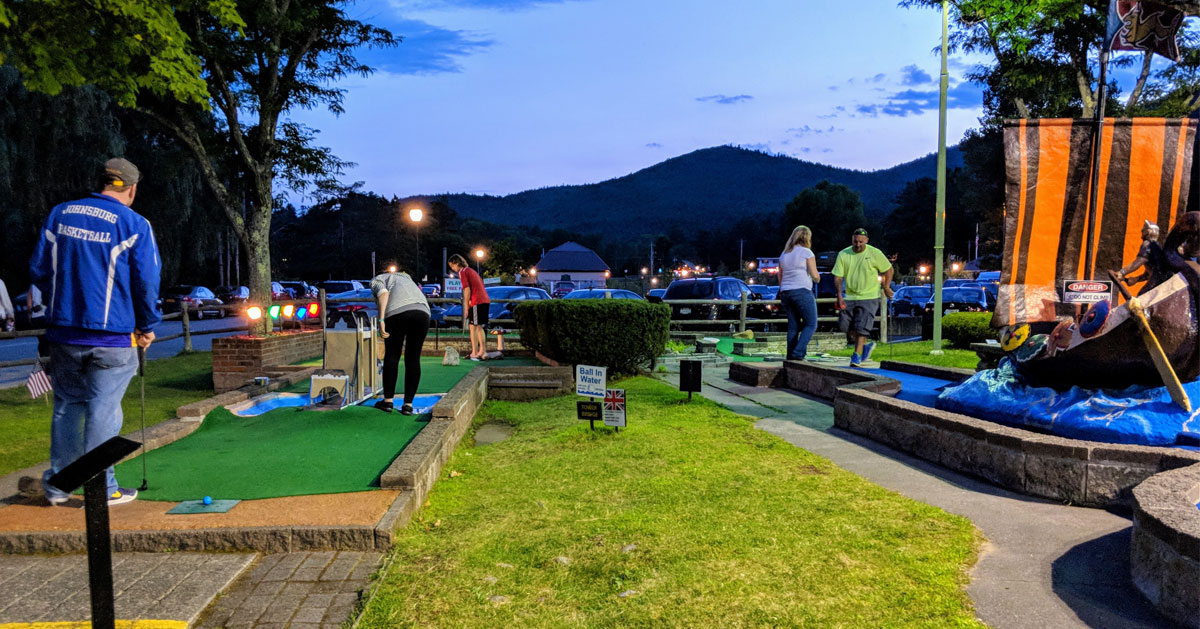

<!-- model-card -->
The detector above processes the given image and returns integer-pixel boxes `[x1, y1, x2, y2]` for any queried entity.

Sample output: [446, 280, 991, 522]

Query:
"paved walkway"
[0, 552, 254, 627]
[0, 550, 382, 629]
[658, 365, 1173, 629]
[195, 551, 382, 629]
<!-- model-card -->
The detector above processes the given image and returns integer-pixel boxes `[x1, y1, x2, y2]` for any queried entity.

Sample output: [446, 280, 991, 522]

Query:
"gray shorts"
[838, 299, 878, 337]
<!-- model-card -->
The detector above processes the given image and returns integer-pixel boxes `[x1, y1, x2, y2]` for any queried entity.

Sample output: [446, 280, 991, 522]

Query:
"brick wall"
[212, 330, 323, 393]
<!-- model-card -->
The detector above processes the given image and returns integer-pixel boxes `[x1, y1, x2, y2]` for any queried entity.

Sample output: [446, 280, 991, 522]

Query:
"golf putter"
[137, 346, 148, 491]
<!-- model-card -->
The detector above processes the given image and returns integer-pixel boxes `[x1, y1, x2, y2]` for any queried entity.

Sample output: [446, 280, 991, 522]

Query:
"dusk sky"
[285, 1, 1167, 202]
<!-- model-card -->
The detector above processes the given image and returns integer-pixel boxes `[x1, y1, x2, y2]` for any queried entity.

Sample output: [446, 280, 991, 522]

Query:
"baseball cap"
[104, 157, 141, 188]
[852, 228, 869, 237]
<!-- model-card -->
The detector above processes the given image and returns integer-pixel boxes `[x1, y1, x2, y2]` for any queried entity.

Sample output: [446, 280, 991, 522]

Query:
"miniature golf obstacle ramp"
[316, 316, 382, 408]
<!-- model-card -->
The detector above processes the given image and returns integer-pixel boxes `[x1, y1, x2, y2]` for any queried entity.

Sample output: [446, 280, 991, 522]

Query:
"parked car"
[890, 285, 933, 317]
[646, 288, 667, 301]
[216, 285, 250, 305]
[662, 276, 753, 329]
[421, 284, 442, 298]
[325, 288, 374, 328]
[442, 285, 551, 325]
[161, 285, 225, 319]
[746, 284, 780, 320]
[550, 281, 577, 298]
[12, 289, 46, 331]
[270, 281, 292, 301]
[921, 286, 990, 338]
[318, 280, 364, 296]
[278, 281, 317, 299]
[562, 288, 643, 299]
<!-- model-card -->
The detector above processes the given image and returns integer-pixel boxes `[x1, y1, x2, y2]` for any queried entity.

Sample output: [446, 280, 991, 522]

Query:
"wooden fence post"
[738, 292, 747, 333]
[181, 307, 192, 352]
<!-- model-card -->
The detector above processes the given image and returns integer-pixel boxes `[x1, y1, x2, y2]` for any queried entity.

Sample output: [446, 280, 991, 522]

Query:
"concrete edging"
[1130, 464, 1200, 628]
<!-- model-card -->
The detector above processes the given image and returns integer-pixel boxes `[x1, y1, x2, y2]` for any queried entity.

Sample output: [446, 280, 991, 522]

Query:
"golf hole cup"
[203, 496, 213, 506]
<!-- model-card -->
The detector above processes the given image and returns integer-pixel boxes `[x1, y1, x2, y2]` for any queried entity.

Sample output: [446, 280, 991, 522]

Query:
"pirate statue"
[1115, 220, 1164, 294]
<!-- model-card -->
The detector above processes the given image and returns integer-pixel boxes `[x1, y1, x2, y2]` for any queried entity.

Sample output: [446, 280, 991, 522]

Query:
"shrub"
[515, 300, 670, 375]
[941, 312, 995, 348]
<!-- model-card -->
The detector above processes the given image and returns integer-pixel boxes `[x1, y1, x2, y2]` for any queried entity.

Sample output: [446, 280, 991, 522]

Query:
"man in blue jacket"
[29, 157, 161, 506]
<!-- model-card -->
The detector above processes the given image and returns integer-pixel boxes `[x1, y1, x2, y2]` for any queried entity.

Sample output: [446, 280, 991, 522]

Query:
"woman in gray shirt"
[371, 270, 430, 414]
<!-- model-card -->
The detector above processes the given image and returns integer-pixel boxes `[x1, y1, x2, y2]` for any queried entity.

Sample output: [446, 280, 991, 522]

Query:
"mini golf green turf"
[113, 404, 426, 501]
[715, 337, 766, 362]
[284, 354, 545, 394]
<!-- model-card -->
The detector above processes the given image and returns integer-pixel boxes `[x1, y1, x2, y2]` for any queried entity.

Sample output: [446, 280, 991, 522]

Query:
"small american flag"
[26, 364, 52, 399]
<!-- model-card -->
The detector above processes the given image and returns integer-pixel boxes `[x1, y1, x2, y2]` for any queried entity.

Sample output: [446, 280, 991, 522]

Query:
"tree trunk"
[246, 182, 274, 307]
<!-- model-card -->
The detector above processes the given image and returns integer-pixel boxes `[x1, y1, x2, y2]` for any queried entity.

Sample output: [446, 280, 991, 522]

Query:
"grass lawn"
[829, 340, 980, 370]
[0, 351, 215, 477]
[359, 377, 983, 627]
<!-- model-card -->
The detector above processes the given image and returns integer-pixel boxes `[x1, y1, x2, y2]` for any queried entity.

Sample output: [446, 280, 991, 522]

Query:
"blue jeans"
[781, 288, 817, 360]
[42, 343, 137, 500]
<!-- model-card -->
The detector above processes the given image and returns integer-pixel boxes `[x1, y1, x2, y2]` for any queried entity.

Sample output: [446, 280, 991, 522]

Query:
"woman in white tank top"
[778, 226, 821, 360]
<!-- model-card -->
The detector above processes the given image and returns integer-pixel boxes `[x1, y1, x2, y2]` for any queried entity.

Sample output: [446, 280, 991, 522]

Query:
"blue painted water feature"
[232, 392, 445, 416]
[232, 393, 314, 416]
[871, 368, 954, 408]
[862, 361, 1200, 448]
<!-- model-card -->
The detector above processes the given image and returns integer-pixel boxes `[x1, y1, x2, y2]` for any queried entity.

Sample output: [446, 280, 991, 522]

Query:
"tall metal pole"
[932, 0, 949, 354]
[1085, 51, 1109, 280]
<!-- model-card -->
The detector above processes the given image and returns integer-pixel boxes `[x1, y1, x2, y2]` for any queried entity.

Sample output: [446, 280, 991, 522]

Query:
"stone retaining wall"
[486, 366, 575, 401]
[1130, 464, 1200, 628]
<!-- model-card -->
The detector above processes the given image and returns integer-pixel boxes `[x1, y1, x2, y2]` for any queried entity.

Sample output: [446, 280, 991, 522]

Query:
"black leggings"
[382, 310, 430, 404]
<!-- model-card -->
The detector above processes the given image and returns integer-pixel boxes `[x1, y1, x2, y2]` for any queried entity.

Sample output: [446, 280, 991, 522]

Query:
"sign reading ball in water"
[575, 364, 607, 398]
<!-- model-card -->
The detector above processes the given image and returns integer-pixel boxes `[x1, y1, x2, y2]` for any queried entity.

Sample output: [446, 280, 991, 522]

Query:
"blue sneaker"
[849, 353, 861, 367]
[862, 341, 875, 363]
[108, 487, 137, 506]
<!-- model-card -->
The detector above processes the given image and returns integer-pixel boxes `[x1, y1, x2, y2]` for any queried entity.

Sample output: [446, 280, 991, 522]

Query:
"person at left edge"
[29, 157, 161, 507]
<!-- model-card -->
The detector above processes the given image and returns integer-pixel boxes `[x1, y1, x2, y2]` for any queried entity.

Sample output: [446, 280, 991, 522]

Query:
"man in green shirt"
[832, 228, 894, 367]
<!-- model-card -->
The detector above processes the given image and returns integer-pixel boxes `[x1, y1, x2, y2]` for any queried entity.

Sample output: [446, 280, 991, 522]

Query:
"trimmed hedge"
[942, 312, 996, 348]
[515, 300, 671, 375]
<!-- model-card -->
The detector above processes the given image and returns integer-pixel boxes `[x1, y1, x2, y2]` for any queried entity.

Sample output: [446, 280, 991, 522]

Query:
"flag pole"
[932, 0, 949, 355]
[1084, 47, 1110, 281]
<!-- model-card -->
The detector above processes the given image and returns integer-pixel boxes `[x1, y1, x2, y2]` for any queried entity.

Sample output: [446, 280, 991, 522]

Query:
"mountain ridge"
[414, 144, 964, 236]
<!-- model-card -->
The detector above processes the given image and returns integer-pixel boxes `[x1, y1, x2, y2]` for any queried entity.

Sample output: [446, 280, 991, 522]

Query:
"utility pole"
[739, 239, 745, 278]
[932, 0, 949, 355]
[649, 242, 655, 280]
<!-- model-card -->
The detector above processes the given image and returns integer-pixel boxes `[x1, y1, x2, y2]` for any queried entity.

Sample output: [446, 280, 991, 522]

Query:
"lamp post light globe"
[408, 208, 423, 223]
[474, 247, 486, 272]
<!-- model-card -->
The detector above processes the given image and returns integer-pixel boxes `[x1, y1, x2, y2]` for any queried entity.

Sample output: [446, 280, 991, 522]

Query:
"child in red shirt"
[449, 254, 491, 360]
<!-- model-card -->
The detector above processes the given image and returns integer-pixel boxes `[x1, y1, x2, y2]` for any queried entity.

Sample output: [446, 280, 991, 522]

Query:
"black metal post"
[1084, 50, 1110, 280]
[83, 474, 116, 629]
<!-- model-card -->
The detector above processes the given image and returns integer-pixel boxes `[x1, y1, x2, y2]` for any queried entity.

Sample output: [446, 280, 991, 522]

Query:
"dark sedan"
[161, 285, 225, 319]
[216, 285, 250, 305]
[921, 286, 989, 338]
[562, 288, 643, 299]
[890, 285, 933, 317]
[442, 285, 551, 325]
[662, 276, 753, 329]
[278, 281, 317, 299]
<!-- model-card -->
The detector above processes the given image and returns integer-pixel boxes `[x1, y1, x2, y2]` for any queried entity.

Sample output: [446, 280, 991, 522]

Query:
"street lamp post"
[474, 247, 485, 274]
[408, 208, 423, 281]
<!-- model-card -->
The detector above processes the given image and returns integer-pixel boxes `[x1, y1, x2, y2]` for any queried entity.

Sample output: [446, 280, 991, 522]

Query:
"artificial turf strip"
[714, 336, 765, 361]
[359, 376, 983, 627]
[282, 355, 545, 395]
[113, 405, 426, 501]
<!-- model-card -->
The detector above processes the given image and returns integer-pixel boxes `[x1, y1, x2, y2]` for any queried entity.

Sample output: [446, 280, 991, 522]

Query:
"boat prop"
[1107, 270, 1191, 412]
